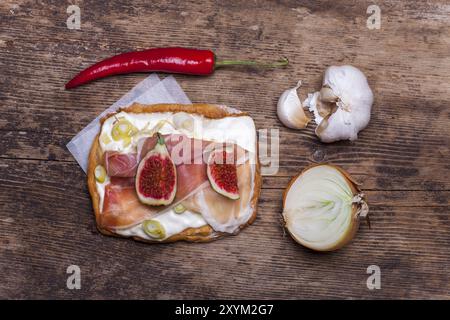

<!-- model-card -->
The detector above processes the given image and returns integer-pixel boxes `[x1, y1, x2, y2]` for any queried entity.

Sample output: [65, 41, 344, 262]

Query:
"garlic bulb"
[277, 81, 310, 129]
[283, 164, 368, 252]
[304, 65, 374, 143]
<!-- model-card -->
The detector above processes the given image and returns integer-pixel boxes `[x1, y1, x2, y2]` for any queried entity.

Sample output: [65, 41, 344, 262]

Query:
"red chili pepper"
[65, 47, 288, 89]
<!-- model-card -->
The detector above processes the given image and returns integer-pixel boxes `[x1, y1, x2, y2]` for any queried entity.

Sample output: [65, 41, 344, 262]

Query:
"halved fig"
[135, 133, 177, 206]
[206, 149, 240, 200]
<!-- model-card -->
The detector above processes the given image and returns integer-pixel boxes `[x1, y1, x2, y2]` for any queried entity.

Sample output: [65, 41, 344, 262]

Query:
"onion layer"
[282, 164, 368, 252]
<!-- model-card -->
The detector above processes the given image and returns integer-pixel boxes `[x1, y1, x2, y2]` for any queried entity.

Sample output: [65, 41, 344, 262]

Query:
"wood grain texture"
[0, 0, 449, 299]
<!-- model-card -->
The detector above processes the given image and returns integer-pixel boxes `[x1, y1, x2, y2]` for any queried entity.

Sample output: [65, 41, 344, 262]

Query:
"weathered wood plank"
[0, 0, 449, 299]
[1, 131, 449, 192]
[0, 160, 449, 299]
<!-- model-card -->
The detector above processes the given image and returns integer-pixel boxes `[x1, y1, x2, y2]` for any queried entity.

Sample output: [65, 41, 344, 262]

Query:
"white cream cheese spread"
[96, 110, 257, 241]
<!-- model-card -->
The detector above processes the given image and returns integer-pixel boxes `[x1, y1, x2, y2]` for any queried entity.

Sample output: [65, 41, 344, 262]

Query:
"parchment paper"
[66, 74, 191, 173]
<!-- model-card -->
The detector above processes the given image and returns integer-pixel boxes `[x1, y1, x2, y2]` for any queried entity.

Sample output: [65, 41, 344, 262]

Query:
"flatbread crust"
[87, 103, 261, 243]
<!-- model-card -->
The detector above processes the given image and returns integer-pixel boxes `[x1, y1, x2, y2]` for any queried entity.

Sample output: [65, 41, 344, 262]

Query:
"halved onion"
[282, 164, 368, 252]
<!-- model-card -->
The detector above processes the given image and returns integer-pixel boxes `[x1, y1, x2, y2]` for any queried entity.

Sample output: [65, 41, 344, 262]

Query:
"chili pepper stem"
[215, 57, 289, 69]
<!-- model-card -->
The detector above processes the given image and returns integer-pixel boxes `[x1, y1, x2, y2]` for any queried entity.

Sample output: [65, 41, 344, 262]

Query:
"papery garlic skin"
[304, 92, 323, 123]
[277, 81, 310, 129]
[304, 65, 374, 143]
[283, 165, 367, 252]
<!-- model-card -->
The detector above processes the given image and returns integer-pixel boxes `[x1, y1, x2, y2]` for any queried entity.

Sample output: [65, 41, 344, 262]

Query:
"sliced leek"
[111, 118, 138, 141]
[173, 203, 186, 214]
[142, 220, 166, 239]
[94, 165, 107, 183]
[100, 132, 112, 145]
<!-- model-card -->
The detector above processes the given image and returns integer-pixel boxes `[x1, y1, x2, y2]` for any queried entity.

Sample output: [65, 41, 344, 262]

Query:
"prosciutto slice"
[105, 134, 210, 176]
[181, 159, 254, 234]
[101, 182, 158, 228]
[99, 132, 253, 232]
[104, 152, 138, 177]
[100, 134, 211, 229]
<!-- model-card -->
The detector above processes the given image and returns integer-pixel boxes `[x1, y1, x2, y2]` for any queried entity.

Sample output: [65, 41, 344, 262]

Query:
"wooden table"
[1, 0, 449, 299]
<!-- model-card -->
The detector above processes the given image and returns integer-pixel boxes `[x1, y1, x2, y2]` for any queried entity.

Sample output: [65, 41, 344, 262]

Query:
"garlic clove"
[277, 81, 310, 129]
[315, 113, 331, 137]
[319, 86, 338, 103]
[316, 99, 338, 118]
